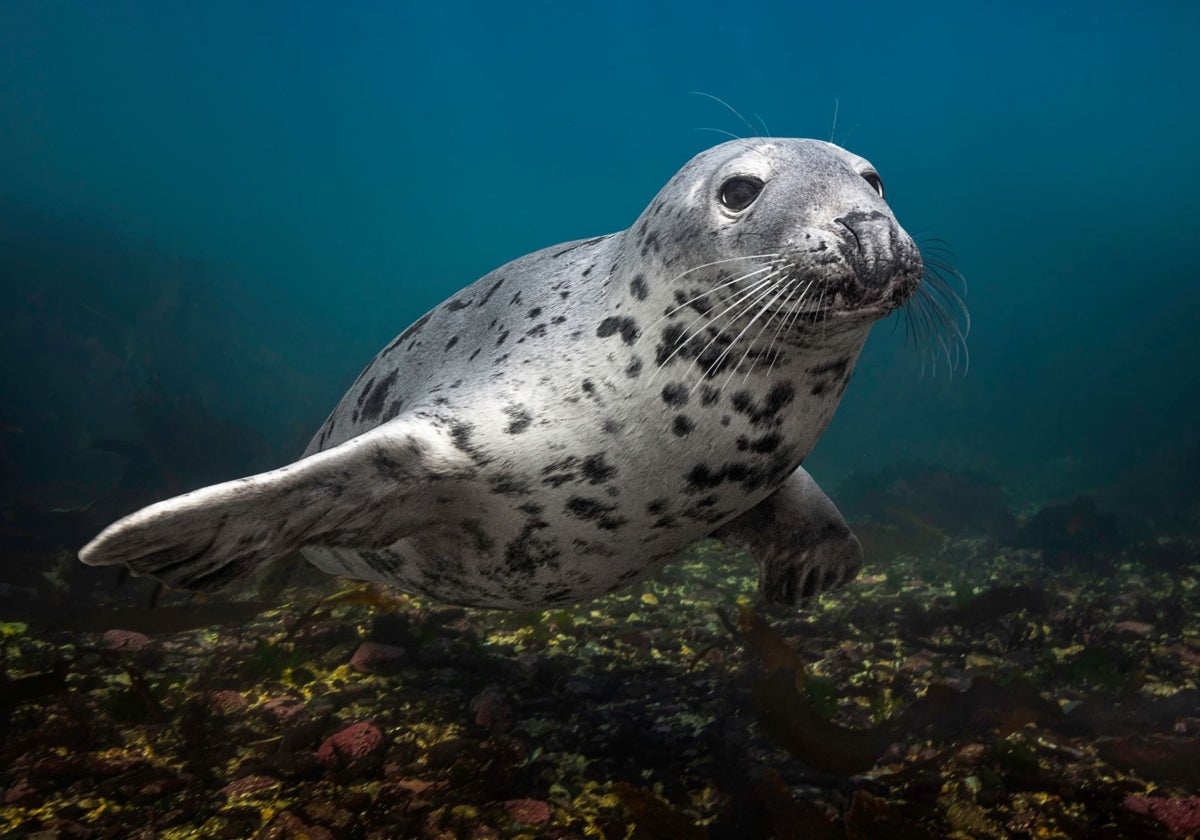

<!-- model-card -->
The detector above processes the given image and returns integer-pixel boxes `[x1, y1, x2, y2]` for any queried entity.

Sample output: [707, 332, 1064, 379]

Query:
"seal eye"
[862, 171, 885, 199]
[719, 176, 764, 212]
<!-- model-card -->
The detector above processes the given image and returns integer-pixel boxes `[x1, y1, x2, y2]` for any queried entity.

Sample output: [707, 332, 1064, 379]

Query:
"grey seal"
[80, 138, 933, 609]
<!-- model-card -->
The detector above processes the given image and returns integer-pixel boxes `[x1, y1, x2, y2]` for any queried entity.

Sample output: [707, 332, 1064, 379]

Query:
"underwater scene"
[2, 2, 1199, 838]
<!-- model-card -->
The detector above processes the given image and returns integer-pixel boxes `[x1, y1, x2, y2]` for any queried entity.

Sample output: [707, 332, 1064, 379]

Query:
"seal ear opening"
[79, 421, 444, 592]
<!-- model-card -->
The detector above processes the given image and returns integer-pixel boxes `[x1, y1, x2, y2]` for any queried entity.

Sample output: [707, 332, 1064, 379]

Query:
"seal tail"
[79, 422, 444, 592]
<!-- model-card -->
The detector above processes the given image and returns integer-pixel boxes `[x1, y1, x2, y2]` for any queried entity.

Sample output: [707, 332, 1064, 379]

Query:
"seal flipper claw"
[79, 420, 450, 592]
[714, 465, 863, 606]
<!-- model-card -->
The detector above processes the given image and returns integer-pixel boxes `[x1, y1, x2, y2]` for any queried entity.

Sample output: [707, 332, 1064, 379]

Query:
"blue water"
[2, 1, 1197, 515]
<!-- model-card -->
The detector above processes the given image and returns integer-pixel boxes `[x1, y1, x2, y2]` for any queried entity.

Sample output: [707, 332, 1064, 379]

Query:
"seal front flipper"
[79, 419, 453, 592]
[714, 466, 863, 606]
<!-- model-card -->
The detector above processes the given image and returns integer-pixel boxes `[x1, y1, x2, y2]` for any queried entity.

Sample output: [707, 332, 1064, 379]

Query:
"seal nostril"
[821, 567, 839, 591]
[835, 217, 862, 252]
[800, 568, 821, 599]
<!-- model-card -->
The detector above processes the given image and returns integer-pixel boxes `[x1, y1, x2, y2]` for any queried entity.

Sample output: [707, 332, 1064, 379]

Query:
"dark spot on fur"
[525, 323, 547, 339]
[469, 348, 481, 361]
[581, 453, 616, 485]
[496, 330, 509, 346]
[445, 336, 459, 351]
[542, 456, 579, 488]
[360, 370, 399, 423]
[646, 498, 669, 515]
[684, 448, 798, 495]
[503, 404, 533, 434]
[446, 298, 470, 311]
[490, 473, 531, 496]
[510, 291, 523, 306]
[655, 323, 686, 365]
[596, 316, 640, 345]
[527, 307, 542, 319]
[461, 519, 495, 552]
[630, 274, 648, 301]
[601, 418, 625, 434]
[625, 356, 643, 378]
[685, 464, 725, 492]
[504, 517, 559, 575]
[700, 386, 721, 406]
[478, 277, 504, 307]
[449, 421, 490, 467]
[565, 496, 627, 531]
[736, 432, 783, 453]
[682, 495, 730, 524]
[661, 383, 688, 407]
[383, 397, 406, 422]
[672, 415, 694, 437]
[582, 380, 595, 395]
[370, 449, 409, 484]
[383, 311, 432, 355]
[730, 383, 796, 426]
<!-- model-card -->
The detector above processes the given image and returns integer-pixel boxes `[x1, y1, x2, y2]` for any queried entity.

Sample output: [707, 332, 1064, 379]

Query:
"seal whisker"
[666, 253, 784, 285]
[662, 269, 787, 382]
[898, 242, 969, 377]
[696, 271, 792, 389]
[725, 274, 803, 389]
[689, 91, 757, 137]
[648, 267, 784, 381]
[689, 127, 744, 142]
[652, 258, 784, 329]
[664, 268, 785, 383]
[738, 277, 800, 383]
[764, 278, 817, 379]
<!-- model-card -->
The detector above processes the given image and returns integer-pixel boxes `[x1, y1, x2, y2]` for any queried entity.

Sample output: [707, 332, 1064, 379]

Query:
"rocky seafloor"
[2, 524, 1199, 839]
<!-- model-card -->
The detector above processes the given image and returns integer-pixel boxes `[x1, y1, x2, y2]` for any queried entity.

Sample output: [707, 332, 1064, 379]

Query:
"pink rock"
[469, 686, 512, 731]
[207, 689, 249, 714]
[349, 641, 407, 674]
[1113, 620, 1153, 636]
[317, 721, 385, 767]
[221, 775, 280, 799]
[260, 695, 306, 721]
[101, 629, 152, 652]
[1124, 795, 1200, 836]
[505, 798, 550, 825]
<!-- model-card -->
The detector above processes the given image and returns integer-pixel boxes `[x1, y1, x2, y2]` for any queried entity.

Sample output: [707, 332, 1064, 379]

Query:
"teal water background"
[2, 1, 1197, 512]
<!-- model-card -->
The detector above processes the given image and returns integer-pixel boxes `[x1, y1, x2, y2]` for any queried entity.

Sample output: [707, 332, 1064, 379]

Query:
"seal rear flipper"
[714, 465, 863, 606]
[79, 420, 452, 592]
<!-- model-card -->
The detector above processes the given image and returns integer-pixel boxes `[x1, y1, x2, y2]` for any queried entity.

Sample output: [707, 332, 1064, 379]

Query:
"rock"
[469, 686, 512, 731]
[259, 811, 336, 840]
[1113, 620, 1154, 636]
[317, 721, 385, 767]
[101, 629, 152, 652]
[350, 641, 408, 674]
[259, 695, 306, 722]
[207, 689, 250, 714]
[221, 775, 281, 800]
[1123, 796, 1200, 836]
[505, 798, 551, 825]
[425, 736, 476, 770]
